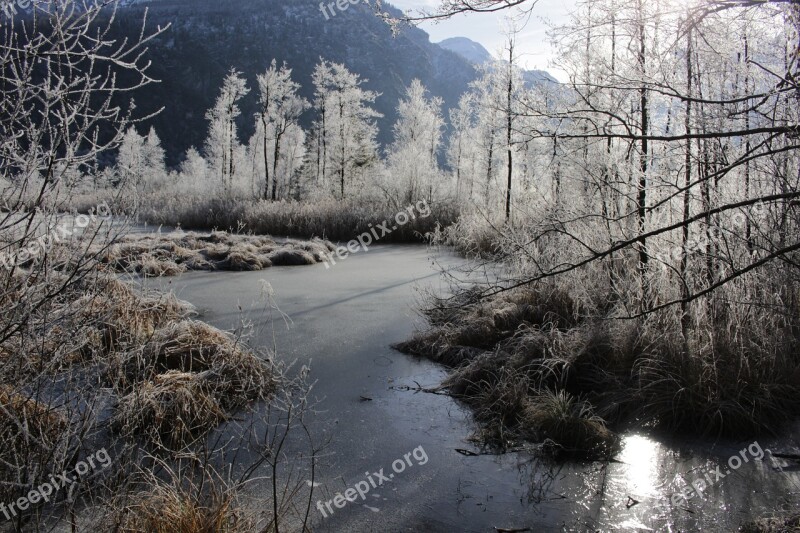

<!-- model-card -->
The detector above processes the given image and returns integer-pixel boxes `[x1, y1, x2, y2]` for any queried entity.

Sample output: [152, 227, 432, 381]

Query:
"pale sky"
[389, 0, 577, 81]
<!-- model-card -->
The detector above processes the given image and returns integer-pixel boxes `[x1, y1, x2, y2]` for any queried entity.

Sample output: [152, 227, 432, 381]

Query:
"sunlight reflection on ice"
[618, 434, 661, 497]
[596, 433, 676, 531]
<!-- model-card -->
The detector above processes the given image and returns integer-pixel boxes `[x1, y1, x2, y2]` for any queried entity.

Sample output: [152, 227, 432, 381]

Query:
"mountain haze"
[437, 37, 494, 65]
[438, 35, 558, 86]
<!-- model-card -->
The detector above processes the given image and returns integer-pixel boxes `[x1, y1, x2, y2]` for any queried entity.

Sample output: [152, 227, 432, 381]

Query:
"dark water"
[148, 243, 800, 532]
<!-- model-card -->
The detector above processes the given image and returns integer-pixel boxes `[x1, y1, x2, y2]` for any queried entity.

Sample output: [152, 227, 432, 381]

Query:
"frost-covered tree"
[144, 128, 166, 178]
[309, 60, 332, 188]
[498, 30, 526, 219]
[254, 60, 309, 201]
[370, 0, 800, 444]
[277, 123, 307, 198]
[386, 79, 445, 205]
[470, 67, 504, 209]
[205, 69, 249, 192]
[117, 126, 146, 188]
[143, 127, 167, 189]
[309, 60, 382, 199]
[447, 93, 476, 201]
[180, 146, 209, 184]
[249, 120, 307, 200]
[116, 126, 167, 193]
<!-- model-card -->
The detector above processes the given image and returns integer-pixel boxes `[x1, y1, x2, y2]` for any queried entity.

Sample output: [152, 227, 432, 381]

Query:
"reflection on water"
[618, 434, 661, 497]
[511, 430, 800, 531]
[604, 433, 673, 530]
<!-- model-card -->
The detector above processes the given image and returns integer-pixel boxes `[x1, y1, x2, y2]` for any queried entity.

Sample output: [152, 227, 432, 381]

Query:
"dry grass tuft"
[69, 277, 196, 358]
[0, 229, 290, 526]
[136, 254, 188, 278]
[108, 473, 256, 532]
[441, 355, 619, 457]
[110, 320, 275, 447]
[140, 321, 237, 373]
[268, 248, 317, 266]
[2, 266, 275, 451]
[521, 390, 619, 459]
[224, 251, 265, 271]
[182, 254, 217, 271]
[112, 371, 227, 449]
[96, 231, 331, 276]
[0, 274, 195, 375]
[119, 320, 275, 406]
[0, 386, 68, 448]
[0, 386, 70, 501]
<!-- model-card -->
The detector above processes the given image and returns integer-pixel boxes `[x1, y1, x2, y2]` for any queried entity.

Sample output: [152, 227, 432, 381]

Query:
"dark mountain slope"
[111, 0, 478, 165]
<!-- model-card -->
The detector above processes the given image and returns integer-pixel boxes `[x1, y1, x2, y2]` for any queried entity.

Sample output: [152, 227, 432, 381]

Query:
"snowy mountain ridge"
[437, 36, 559, 86]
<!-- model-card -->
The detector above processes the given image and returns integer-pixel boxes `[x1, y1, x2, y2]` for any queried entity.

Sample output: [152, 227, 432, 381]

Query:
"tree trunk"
[228, 109, 235, 189]
[486, 130, 494, 209]
[272, 128, 284, 201]
[505, 43, 514, 221]
[339, 99, 346, 199]
[262, 114, 270, 200]
[681, 25, 693, 338]
[743, 34, 753, 250]
[455, 138, 462, 201]
[636, 0, 649, 274]
[320, 104, 327, 185]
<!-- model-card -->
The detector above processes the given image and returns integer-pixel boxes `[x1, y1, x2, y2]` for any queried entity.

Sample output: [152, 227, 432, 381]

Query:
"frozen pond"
[147, 243, 800, 532]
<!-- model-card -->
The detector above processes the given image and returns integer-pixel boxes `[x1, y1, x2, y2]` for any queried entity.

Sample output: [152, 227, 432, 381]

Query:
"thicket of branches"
[0, 3, 323, 530]
[394, 0, 800, 447]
